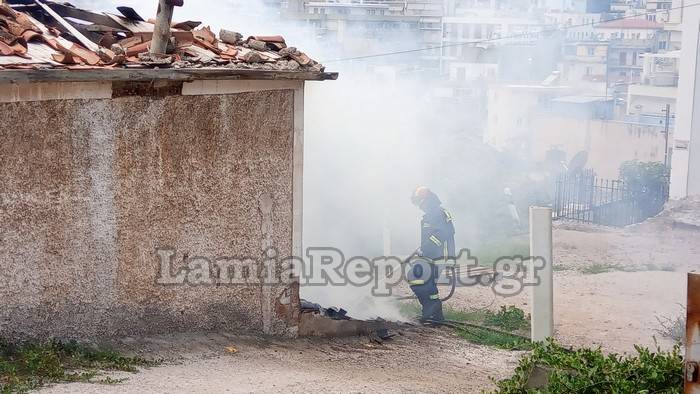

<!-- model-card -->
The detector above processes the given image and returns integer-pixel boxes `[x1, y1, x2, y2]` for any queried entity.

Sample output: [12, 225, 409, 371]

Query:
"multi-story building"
[545, 11, 604, 41]
[559, 40, 609, 91]
[645, 0, 673, 22]
[589, 19, 667, 91]
[627, 50, 679, 117]
[541, 0, 612, 13]
[283, 0, 445, 70]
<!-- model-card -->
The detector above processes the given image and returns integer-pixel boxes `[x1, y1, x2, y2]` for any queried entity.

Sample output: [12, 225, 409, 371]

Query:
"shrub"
[493, 338, 683, 393]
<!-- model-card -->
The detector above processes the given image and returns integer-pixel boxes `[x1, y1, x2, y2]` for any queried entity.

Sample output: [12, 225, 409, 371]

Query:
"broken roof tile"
[0, 0, 326, 74]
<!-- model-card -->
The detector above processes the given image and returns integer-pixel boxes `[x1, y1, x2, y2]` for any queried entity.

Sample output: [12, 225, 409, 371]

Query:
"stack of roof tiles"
[0, 0, 324, 72]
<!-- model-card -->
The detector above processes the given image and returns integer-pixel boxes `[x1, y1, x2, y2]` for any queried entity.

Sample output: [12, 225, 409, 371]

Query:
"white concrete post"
[530, 207, 554, 342]
[382, 214, 391, 256]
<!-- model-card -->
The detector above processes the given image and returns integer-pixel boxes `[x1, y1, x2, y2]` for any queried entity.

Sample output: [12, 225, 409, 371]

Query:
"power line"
[321, 3, 700, 63]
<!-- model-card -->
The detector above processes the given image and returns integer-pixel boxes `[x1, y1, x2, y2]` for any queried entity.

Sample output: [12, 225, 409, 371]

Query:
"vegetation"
[446, 306, 533, 351]
[654, 305, 686, 344]
[620, 161, 670, 193]
[0, 338, 155, 393]
[620, 161, 670, 219]
[493, 339, 683, 393]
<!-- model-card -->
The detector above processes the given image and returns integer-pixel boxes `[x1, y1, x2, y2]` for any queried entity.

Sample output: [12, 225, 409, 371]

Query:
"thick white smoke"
[71, 0, 526, 320]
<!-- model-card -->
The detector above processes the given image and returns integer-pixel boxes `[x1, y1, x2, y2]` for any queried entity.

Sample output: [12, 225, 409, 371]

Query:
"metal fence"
[554, 170, 669, 227]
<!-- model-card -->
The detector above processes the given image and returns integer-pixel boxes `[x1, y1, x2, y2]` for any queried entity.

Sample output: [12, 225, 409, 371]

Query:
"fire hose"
[395, 252, 457, 303]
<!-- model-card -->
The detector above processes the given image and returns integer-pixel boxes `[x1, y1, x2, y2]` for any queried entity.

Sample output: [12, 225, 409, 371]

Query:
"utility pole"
[150, 0, 183, 55]
[663, 103, 671, 168]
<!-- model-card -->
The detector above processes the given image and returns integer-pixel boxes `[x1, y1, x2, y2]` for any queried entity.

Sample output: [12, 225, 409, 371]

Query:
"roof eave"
[0, 68, 339, 84]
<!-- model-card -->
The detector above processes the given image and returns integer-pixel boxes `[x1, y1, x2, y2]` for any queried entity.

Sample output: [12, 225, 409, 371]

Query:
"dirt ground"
[39, 201, 700, 393]
[39, 328, 521, 393]
[447, 213, 699, 354]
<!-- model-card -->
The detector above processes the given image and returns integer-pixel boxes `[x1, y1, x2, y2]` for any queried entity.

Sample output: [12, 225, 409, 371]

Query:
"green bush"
[493, 339, 683, 393]
[0, 339, 155, 393]
[485, 306, 530, 332]
[620, 161, 669, 191]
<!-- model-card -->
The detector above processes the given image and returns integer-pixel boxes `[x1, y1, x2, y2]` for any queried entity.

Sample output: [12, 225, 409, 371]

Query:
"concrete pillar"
[530, 207, 554, 342]
[671, 1, 700, 198]
[383, 221, 391, 256]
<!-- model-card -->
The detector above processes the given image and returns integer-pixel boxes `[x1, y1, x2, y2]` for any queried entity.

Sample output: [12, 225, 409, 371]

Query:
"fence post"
[686, 273, 700, 393]
[530, 207, 554, 342]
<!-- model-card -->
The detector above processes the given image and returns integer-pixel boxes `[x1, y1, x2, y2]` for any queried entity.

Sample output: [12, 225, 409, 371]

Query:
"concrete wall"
[0, 80, 304, 339]
[531, 115, 667, 178]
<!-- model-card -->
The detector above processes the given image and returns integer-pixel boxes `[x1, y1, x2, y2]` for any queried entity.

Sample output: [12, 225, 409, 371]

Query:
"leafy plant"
[620, 161, 670, 219]
[445, 306, 532, 350]
[620, 161, 669, 191]
[0, 339, 156, 393]
[493, 338, 683, 393]
[485, 306, 530, 332]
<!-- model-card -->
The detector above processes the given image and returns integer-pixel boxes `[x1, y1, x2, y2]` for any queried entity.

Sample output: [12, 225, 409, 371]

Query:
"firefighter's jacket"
[421, 207, 456, 261]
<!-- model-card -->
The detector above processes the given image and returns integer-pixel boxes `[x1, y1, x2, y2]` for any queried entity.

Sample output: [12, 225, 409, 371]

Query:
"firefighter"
[408, 186, 455, 323]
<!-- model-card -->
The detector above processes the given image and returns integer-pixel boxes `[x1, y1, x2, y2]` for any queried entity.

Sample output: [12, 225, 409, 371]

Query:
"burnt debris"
[0, 0, 325, 72]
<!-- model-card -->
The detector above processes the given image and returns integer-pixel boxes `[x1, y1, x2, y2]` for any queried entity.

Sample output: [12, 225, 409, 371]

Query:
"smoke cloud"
[75, 0, 533, 320]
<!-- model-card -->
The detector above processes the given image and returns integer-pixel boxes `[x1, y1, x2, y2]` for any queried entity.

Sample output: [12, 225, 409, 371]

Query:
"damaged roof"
[0, 0, 337, 82]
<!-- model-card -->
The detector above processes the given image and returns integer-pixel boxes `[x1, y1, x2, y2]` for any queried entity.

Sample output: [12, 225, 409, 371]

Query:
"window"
[486, 24, 494, 38]
[474, 25, 482, 39]
[461, 24, 469, 39]
[367, 9, 376, 15]
[659, 41, 667, 50]
[587, 47, 595, 56]
[620, 52, 627, 65]
[457, 67, 466, 81]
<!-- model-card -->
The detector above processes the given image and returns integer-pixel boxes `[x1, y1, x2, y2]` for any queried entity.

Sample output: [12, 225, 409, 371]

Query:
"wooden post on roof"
[151, 0, 183, 55]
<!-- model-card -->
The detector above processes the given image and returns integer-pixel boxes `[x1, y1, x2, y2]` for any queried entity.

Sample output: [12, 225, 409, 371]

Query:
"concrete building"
[283, 0, 444, 69]
[484, 84, 667, 178]
[0, 3, 336, 339]
[627, 51, 679, 117]
[530, 97, 668, 178]
[544, 11, 604, 41]
[559, 40, 609, 90]
[484, 83, 573, 152]
[670, 0, 700, 197]
[541, 0, 612, 13]
[594, 18, 665, 40]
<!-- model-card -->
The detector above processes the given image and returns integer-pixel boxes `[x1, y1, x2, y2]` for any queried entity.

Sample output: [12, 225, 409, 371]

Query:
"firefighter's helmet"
[411, 186, 432, 206]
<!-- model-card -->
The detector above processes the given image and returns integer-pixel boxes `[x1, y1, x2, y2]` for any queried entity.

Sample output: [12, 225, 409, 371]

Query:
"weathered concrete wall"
[0, 85, 302, 339]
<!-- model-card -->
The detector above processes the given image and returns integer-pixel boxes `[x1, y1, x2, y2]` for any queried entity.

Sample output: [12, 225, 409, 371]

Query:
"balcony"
[644, 72, 679, 87]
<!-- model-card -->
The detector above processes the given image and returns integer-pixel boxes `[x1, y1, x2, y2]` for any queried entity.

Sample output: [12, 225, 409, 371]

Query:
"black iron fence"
[554, 170, 669, 227]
